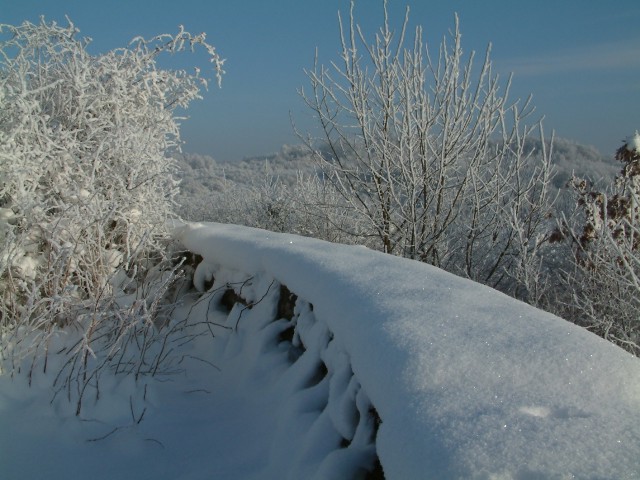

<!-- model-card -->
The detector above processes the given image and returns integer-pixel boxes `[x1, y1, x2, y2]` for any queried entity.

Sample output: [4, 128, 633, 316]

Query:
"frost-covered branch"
[298, 1, 555, 298]
[0, 17, 224, 411]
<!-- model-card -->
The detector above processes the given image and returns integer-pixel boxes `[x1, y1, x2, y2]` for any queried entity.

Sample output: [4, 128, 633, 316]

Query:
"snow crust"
[176, 222, 640, 479]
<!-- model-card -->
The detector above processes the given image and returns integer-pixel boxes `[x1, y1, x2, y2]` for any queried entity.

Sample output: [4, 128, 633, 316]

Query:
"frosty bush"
[0, 17, 223, 407]
[557, 133, 640, 356]
[299, 1, 556, 300]
[182, 169, 353, 245]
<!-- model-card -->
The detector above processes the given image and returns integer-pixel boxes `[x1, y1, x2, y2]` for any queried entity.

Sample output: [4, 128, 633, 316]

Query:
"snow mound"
[1, 221, 639, 479]
[176, 222, 640, 480]
[624, 131, 640, 154]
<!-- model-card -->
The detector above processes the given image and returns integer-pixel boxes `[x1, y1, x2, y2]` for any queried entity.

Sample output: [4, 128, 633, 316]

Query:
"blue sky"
[3, 0, 639, 161]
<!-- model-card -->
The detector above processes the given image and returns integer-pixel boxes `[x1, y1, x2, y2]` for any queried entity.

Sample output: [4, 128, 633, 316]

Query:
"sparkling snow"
[1, 221, 639, 479]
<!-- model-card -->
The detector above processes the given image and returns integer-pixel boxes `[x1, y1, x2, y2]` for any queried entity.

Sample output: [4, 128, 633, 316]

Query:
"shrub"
[0, 17, 223, 409]
[298, 1, 556, 300]
[558, 133, 640, 355]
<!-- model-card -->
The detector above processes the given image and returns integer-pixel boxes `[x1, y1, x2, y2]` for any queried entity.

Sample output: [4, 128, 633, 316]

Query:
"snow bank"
[175, 222, 640, 480]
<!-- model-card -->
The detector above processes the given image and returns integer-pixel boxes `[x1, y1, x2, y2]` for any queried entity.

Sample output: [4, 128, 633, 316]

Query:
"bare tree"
[298, 1, 555, 299]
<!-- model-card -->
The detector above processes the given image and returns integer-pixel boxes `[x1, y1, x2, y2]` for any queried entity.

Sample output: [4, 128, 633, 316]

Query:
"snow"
[625, 131, 640, 154]
[176, 222, 640, 479]
[1, 221, 640, 479]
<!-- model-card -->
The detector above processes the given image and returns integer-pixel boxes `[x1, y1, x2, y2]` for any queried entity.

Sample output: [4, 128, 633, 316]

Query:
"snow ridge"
[1, 221, 639, 479]
[177, 222, 640, 480]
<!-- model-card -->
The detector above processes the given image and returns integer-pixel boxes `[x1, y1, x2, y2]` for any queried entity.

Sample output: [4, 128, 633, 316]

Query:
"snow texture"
[625, 131, 640, 154]
[1, 221, 639, 479]
[176, 222, 640, 480]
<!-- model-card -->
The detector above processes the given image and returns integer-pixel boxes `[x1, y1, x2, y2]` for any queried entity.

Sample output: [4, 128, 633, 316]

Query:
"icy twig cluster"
[0, 17, 223, 411]
[298, 1, 556, 303]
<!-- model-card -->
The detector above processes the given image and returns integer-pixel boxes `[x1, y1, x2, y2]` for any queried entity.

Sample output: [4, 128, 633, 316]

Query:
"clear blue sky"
[3, 0, 639, 161]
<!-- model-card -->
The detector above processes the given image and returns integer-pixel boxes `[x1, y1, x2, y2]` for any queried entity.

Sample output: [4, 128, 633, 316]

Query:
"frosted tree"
[558, 132, 640, 355]
[0, 17, 223, 409]
[298, 1, 555, 300]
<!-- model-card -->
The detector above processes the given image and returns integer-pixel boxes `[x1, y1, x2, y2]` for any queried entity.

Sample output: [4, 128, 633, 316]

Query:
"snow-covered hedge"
[175, 222, 640, 479]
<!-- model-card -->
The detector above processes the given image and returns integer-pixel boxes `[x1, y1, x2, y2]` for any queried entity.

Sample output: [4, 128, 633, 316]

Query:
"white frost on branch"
[0, 17, 224, 404]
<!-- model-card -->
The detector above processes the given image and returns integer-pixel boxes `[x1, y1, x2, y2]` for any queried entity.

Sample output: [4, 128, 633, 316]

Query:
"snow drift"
[1, 221, 639, 479]
[175, 222, 640, 479]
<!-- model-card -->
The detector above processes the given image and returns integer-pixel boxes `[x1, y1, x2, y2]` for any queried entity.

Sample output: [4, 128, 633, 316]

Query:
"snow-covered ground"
[1, 222, 640, 479]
